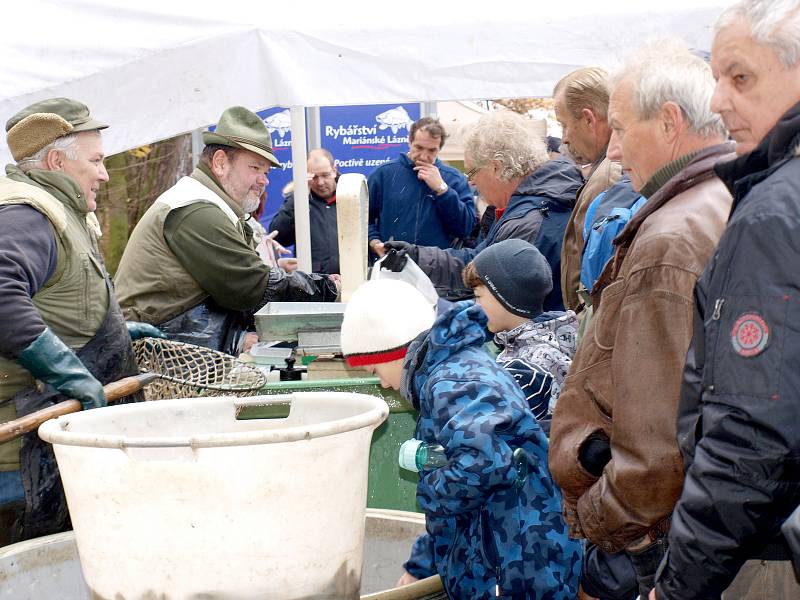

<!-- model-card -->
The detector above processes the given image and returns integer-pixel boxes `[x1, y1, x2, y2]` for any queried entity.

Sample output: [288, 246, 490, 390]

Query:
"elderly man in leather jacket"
[548, 41, 734, 598]
[115, 106, 338, 354]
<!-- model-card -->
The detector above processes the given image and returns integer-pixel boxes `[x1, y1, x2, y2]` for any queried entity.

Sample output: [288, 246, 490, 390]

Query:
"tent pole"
[190, 128, 203, 168]
[290, 106, 312, 273]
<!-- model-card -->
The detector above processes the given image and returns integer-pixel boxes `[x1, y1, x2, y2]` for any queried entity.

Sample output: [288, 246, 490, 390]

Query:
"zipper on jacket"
[82, 257, 91, 326]
[712, 297, 725, 320]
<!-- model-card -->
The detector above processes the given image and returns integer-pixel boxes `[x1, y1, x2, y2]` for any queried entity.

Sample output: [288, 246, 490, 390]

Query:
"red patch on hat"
[731, 313, 769, 357]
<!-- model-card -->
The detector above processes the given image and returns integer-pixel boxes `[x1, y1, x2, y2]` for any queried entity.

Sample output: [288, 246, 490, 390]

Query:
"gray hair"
[716, 0, 800, 68]
[17, 132, 82, 173]
[610, 39, 725, 138]
[464, 111, 548, 181]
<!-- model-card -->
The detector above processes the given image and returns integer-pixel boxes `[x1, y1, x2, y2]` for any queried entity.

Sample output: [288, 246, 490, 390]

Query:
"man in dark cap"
[0, 98, 160, 545]
[115, 106, 338, 354]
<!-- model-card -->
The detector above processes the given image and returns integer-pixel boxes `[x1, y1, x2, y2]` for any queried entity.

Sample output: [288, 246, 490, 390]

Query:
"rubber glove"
[17, 328, 106, 410]
[126, 321, 167, 340]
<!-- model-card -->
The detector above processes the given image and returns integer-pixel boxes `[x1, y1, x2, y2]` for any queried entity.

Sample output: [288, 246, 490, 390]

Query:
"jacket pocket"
[583, 360, 614, 423]
[710, 294, 787, 399]
[444, 515, 493, 599]
[593, 277, 626, 350]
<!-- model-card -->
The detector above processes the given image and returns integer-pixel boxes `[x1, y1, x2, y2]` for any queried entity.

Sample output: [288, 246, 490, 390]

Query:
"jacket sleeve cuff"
[403, 533, 436, 579]
[576, 485, 619, 553]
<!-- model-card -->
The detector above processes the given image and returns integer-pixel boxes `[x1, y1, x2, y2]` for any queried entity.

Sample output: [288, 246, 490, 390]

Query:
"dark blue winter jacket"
[401, 300, 582, 599]
[367, 154, 475, 249]
[417, 157, 581, 310]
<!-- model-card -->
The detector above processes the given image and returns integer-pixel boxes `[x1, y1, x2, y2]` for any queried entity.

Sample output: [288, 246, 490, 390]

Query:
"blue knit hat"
[473, 239, 552, 318]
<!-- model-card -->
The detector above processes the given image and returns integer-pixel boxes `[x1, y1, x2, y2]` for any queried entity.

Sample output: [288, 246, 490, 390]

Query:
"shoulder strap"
[156, 176, 240, 226]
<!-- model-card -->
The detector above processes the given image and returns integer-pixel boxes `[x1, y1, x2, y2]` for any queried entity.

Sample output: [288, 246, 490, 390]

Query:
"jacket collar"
[5, 164, 88, 214]
[615, 141, 736, 249]
[714, 100, 800, 209]
[192, 164, 244, 219]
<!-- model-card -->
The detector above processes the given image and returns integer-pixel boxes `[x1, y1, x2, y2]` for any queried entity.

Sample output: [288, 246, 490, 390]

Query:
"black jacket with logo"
[656, 102, 800, 599]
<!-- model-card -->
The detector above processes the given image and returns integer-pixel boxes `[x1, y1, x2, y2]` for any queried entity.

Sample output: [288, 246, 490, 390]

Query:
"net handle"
[0, 373, 158, 444]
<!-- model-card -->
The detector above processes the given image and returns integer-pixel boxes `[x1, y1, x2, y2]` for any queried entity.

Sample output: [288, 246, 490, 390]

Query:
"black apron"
[157, 297, 248, 356]
[9, 283, 142, 542]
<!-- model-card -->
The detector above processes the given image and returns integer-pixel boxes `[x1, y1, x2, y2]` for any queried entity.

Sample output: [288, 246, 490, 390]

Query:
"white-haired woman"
[384, 111, 583, 310]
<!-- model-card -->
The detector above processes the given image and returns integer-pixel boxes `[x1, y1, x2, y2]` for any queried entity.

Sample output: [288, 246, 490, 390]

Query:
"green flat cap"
[6, 97, 108, 134]
[203, 106, 279, 167]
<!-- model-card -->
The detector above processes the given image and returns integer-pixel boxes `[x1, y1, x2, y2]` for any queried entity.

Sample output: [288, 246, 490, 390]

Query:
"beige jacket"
[560, 156, 622, 312]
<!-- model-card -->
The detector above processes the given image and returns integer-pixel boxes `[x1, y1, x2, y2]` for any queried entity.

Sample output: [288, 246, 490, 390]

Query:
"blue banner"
[320, 103, 421, 178]
[257, 107, 295, 228]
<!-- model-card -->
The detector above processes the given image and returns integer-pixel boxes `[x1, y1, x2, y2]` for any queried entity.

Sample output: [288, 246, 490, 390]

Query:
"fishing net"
[132, 338, 267, 400]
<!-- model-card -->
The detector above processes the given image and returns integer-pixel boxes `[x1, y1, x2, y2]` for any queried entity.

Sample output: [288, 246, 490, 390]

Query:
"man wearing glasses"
[270, 148, 341, 274]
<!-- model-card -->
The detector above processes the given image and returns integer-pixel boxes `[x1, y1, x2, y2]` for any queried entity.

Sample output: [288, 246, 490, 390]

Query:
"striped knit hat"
[341, 279, 435, 367]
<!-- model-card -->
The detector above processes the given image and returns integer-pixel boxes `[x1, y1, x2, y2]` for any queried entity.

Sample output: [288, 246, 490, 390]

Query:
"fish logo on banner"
[375, 106, 413, 134]
[263, 109, 291, 138]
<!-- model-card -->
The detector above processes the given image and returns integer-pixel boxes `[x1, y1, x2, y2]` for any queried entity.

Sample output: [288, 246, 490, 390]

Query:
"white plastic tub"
[38, 392, 389, 600]
[0, 509, 431, 599]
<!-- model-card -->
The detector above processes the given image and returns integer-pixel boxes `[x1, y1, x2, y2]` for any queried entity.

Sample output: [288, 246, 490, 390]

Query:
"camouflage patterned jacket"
[400, 301, 582, 599]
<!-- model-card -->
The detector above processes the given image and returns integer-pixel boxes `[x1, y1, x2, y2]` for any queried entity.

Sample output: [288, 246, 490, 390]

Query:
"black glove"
[382, 240, 419, 264]
[380, 248, 408, 272]
[578, 432, 611, 477]
[263, 269, 339, 304]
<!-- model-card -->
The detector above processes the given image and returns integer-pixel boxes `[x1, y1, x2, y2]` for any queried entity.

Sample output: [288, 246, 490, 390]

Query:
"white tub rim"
[38, 392, 389, 449]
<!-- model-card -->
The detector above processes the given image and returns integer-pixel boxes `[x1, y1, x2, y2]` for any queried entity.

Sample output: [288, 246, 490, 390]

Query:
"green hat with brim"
[5, 97, 108, 162]
[203, 106, 279, 167]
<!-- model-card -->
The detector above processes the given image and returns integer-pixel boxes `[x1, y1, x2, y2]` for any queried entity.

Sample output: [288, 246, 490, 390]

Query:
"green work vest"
[115, 168, 246, 325]
[0, 169, 109, 470]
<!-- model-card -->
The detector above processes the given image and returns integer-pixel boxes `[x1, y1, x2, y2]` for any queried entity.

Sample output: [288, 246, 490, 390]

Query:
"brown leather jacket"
[548, 143, 735, 553]
[560, 156, 622, 312]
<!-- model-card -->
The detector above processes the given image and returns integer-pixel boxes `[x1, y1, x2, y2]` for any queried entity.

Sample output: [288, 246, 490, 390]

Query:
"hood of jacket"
[494, 310, 578, 358]
[400, 300, 487, 409]
[511, 156, 582, 212]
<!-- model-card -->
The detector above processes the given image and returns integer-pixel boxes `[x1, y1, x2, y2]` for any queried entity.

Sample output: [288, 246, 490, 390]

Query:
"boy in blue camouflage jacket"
[462, 239, 578, 436]
[341, 279, 581, 599]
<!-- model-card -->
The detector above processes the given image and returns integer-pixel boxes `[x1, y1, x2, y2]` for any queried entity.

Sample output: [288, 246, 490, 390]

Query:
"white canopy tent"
[0, 0, 733, 269]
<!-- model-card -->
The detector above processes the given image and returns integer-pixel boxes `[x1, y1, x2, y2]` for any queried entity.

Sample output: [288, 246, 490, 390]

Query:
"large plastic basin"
[38, 392, 388, 599]
[0, 509, 439, 599]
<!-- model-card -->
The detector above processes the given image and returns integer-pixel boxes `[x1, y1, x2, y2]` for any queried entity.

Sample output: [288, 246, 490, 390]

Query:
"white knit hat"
[341, 279, 436, 367]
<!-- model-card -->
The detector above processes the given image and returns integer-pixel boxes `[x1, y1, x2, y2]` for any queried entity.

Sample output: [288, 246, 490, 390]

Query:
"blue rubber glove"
[125, 321, 167, 341]
[17, 328, 106, 410]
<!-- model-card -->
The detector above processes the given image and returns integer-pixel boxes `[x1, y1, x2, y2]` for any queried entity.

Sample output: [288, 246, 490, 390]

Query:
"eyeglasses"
[308, 171, 334, 181]
[465, 165, 481, 182]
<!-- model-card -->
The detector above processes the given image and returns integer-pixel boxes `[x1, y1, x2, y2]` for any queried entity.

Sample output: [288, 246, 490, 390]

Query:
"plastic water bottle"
[398, 439, 448, 472]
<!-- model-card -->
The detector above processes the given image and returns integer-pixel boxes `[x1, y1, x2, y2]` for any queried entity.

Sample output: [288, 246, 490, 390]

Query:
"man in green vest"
[115, 106, 339, 354]
[0, 98, 163, 546]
